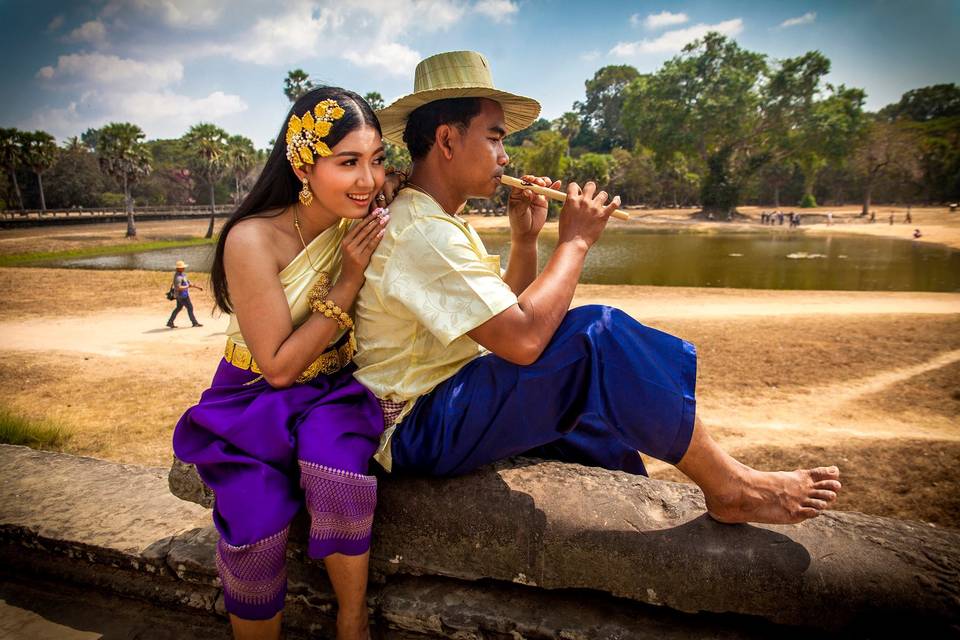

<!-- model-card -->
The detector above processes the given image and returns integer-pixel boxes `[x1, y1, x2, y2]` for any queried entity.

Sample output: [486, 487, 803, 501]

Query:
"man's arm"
[467, 182, 620, 365]
[500, 176, 557, 296]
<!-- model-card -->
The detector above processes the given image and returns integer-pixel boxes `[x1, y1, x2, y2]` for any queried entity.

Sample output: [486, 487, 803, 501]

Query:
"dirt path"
[0, 263, 958, 527]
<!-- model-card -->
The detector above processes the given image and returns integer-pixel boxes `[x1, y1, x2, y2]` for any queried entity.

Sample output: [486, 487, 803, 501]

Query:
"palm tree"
[21, 131, 59, 213]
[0, 128, 25, 211]
[364, 92, 385, 111]
[97, 122, 153, 237]
[225, 135, 256, 204]
[284, 69, 315, 102]
[183, 123, 229, 238]
[552, 112, 581, 157]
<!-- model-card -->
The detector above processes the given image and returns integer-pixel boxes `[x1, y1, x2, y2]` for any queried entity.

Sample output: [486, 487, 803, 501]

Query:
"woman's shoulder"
[227, 211, 287, 248]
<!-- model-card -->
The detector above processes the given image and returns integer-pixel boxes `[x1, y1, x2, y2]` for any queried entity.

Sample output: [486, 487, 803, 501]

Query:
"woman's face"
[305, 124, 386, 220]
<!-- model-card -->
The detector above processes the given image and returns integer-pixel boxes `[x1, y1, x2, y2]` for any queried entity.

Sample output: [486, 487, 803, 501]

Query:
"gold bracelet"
[310, 297, 353, 330]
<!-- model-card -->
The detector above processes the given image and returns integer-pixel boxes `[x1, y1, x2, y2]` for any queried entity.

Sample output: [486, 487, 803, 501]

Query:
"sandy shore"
[1, 216, 958, 527]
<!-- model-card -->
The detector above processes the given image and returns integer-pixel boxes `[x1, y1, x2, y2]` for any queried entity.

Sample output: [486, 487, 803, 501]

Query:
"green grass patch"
[0, 237, 216, 267]
[0, 407, 70, 450]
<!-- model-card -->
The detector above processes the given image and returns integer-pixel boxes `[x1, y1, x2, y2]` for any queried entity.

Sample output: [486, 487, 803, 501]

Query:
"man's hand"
[557, 181, 621, 250]
[507, 175, 559, 243]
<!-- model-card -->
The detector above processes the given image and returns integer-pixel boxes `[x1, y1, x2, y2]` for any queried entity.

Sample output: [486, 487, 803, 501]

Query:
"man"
[167, 259, 203, 328]
[355, 51, 841, 524]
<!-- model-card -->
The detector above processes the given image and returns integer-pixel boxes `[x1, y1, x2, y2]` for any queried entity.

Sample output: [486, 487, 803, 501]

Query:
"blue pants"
[391, 306, 697, 477]
[168, 295, 199, 326]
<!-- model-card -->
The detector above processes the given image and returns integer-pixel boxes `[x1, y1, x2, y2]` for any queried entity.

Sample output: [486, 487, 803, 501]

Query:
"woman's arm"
[225, 213, 386, 388]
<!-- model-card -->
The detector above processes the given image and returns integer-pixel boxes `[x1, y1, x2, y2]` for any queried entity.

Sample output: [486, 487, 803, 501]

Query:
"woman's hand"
[373, 170, 406, 210]
[339, 209, 390, 286]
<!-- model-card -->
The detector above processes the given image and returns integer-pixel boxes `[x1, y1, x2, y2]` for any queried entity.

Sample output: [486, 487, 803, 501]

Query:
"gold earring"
[299, 177, 313, 206]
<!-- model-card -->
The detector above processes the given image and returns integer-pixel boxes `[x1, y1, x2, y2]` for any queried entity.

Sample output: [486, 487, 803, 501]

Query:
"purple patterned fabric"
[216, 527, 290, 620]
[172, 352, 384, 621]
[300, 461, 378, 557]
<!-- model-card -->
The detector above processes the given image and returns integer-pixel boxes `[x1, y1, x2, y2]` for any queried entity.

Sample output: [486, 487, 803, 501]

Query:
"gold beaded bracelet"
[310, 297, 354, 330]
[306, 274, 353, 330]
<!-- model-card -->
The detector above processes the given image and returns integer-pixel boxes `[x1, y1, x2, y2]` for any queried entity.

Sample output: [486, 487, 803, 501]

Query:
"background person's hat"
[175, 260, 188, 269]
[377, 51, 541, 146]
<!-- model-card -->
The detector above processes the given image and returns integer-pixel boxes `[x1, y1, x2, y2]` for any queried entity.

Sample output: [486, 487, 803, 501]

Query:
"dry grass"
[1, 224, 959, 527]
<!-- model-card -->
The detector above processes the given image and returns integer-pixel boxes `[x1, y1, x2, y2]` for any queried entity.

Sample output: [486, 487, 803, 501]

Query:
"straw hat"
[175, 260, 188, 269]
[377, 51, 541, 146]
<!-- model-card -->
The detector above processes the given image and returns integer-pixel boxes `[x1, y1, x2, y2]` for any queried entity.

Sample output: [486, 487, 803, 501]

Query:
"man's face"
[451, 99, 509, 199]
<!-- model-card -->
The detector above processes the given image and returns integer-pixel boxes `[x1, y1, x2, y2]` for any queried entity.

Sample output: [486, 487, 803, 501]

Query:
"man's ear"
[435, 124, 458, 161]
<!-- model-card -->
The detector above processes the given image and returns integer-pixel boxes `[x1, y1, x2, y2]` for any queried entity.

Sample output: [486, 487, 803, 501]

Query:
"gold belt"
[224, 332, 356, 383]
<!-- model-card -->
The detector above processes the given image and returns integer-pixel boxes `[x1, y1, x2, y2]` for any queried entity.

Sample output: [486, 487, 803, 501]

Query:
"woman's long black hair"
[210, 86, 382, 314]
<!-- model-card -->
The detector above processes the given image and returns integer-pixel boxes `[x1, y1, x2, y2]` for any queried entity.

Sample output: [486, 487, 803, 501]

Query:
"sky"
[2, 0, 958, 148]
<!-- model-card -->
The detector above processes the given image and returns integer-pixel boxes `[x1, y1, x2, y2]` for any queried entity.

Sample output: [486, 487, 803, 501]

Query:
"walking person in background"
[167, 260, 203, 328]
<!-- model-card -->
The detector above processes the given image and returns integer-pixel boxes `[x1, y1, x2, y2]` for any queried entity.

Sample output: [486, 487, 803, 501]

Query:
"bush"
[99, 192, 125, 207]
[0, 407, 69, 450]
[800, 193, 818, 208]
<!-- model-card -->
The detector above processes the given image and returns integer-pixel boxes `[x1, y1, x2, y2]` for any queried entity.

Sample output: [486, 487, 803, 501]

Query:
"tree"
[504, 118, 551, 147]
[622, 33, 771, 215]
[97, 122, 153, 237]
[552, 112, 581, 154]
[183, 123, 229, 238]
[659, 151, 701, 208]
[284, 69, 315, 102]
[608, 146, 660, 206]
[21, 131, 59, 212]
[524, 130, 569, 180]
[851, 119, 921, 215]
[879, 83, 960, 122]
[566, 152, 615, 187]
[575, 65, 641, 151]
[46, 137, 107, 208]
[225, 135, 256, 204]
[364, 92, 385, 111]
[0, 128, 25, 211]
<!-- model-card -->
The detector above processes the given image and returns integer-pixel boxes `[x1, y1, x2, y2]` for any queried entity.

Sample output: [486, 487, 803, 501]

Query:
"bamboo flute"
[499, 175, 631, 221]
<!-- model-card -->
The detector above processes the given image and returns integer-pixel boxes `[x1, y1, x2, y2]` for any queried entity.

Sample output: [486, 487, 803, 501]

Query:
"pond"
[49, 228, 960, 292]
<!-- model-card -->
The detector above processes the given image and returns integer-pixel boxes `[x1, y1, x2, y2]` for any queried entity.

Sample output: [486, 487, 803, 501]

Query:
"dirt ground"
[1, 216, 958, 529]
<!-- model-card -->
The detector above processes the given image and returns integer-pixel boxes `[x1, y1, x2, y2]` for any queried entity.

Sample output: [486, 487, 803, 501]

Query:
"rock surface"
[5, 445, 804, 639]
[175, 454, 960, 633]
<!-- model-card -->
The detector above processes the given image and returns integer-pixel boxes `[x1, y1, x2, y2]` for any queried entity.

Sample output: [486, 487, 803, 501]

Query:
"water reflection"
[50, 229, 960, 292]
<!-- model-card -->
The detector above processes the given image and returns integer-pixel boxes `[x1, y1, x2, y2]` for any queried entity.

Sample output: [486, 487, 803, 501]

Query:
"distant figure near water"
[167, 260, 203, 328]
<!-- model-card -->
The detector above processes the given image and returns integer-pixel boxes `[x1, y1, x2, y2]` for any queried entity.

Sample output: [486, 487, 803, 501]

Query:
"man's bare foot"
[704, 465, 842, 525]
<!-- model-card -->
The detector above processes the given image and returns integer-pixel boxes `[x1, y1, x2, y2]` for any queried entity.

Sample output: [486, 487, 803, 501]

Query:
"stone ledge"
[171, 456, 960, 633]
[4, 445, 809, 639]
[3, 445, 959, 637]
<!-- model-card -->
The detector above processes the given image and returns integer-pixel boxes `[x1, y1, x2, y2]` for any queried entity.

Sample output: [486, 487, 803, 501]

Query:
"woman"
[173, 87, 391, 640]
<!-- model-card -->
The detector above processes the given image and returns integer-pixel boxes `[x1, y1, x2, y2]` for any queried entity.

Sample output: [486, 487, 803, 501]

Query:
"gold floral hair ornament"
[285, 99, 347, 169]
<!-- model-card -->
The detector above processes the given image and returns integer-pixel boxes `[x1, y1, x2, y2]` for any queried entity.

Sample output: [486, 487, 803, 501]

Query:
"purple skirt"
[172, 355, 383, 619]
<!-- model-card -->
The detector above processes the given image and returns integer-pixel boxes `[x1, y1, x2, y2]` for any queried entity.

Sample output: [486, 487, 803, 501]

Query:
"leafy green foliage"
[284, 69, 315, 102]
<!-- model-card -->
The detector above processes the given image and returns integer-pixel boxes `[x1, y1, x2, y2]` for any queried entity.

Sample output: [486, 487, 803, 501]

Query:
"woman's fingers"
[344, 212, 385, 248]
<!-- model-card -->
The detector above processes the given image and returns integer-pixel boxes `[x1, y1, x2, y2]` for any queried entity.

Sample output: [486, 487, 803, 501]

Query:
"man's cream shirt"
[353, 188, 518, 471]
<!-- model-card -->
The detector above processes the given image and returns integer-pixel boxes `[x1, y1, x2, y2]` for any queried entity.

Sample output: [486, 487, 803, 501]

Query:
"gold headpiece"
[285, 99, 346, 168]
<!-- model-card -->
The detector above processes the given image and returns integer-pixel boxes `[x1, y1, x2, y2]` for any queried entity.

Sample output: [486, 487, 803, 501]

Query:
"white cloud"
[641, 11, 689, 30]
[21, 90, 247, 141]
[779, 12, 816, 29]
[474, 0, 519, 23]
[36, 53, 183, 91]
[47, 15, 65, 32]
[343, 42, 421, 77]
[67, 20, 109, 47]
[610, 18, 743, 56]
[580, 50, 601, 62]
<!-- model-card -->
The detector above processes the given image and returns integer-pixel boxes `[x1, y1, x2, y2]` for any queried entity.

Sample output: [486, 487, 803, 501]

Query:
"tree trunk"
[773, 184, 781, 210]
[235, 175, 241, 205]
[205, 182, 216, 239]
[36, 172, 46, 213]
[861, 183, 873, 217]
[10, 168, 23, 211]
[124, 174, 137, 238]
[700, 150, 740, 215]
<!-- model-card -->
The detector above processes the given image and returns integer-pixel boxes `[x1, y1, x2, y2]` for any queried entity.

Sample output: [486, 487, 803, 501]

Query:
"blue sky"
[2, 0, 958, 148]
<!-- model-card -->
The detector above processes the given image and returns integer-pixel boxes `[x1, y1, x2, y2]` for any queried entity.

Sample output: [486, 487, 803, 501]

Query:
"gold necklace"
[292, 206, 322, 272]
